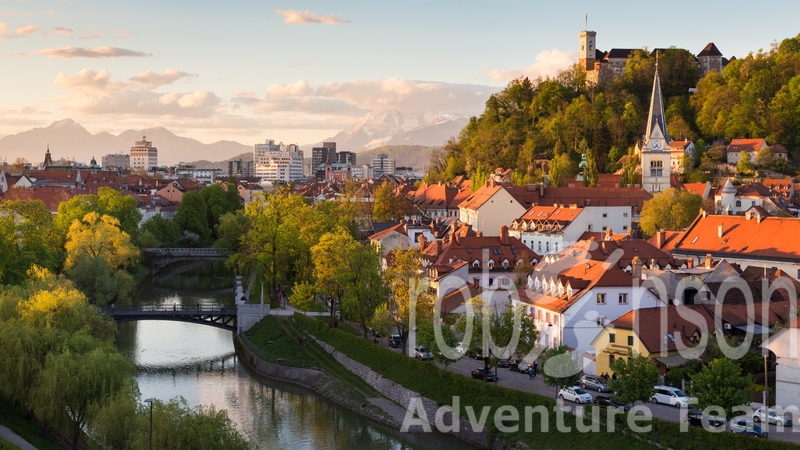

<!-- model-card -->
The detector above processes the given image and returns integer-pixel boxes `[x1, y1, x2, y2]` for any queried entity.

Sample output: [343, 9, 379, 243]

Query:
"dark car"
[509, 361, 524, 372]
[467, 348, 484, 360]
[497, 359, 510, 368]
[684, 409, 725, 428]
[390, 335, 402, 348]
[593, 395, 631, 411]
[471, 368, 497, 382]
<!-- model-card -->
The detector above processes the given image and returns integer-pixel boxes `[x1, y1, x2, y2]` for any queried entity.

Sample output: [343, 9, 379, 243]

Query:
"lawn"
[0, 397, 62, 450]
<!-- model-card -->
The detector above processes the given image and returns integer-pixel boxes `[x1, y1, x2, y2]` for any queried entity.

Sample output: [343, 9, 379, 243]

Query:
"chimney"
[436, 240, 442, 254]
[632, 256, 643, 280]
[419, 234, 427, 251]
[701, 209, 707, 219]
[687, 257, 694, 269]
[476, 231, 483, 237]
[539, 183, 544, 196]
[472, 278, 480, 288]
[605, 227, 612, 240]
[757, 214, 762, 224]
[500, 225, 509, 245]
[601, 241, 607, 253]
[705, 253, 712, 269]
[657, 229, 666, 249]
[717, 223, 724, 238]
[745, 211, 752, 221]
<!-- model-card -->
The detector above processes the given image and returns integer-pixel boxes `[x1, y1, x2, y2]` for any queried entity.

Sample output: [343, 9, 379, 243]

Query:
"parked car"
[390, 335, 402, 348]
[467, 348, 484, 360]
[455, 342, 466, 355]
[497, 359, 510, 368]
[753, 407, 792, 426]
[558, 387, 592, 404]
[471, 368, 497, 382]
[684, 409, 725, 428]
[414, 346, 433, 360]
[593, 395, 630, 411]
[650, 386, 694, 408]
[730, 418, 766, 437]
[581, 375, 612, 392]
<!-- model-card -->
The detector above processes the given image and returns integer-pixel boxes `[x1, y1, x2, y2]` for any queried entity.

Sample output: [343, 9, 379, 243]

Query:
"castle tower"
[579, 30, 597, 71]
[640, 62, 671, 193]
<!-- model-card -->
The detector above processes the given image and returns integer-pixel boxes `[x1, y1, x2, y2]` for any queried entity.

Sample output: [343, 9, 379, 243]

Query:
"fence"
[238, 333, 318, 370]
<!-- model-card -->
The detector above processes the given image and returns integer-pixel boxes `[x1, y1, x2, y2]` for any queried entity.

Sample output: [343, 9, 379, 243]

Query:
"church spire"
[645, 60, 669, 147]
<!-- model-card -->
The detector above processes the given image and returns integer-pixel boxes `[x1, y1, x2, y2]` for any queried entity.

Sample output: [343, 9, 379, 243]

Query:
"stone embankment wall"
[311, 336, 489, 448]
[234, 335, 325, 389]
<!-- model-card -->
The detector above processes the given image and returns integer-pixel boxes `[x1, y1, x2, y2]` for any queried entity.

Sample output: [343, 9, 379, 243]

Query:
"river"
[116, 260, 473, 449]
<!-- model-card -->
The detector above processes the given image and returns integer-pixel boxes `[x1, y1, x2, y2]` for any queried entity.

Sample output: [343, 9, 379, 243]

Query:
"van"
[651, 386, 693, 407]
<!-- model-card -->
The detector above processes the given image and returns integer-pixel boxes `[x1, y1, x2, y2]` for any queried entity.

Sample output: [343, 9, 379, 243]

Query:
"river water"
[116, 261, 473, 449]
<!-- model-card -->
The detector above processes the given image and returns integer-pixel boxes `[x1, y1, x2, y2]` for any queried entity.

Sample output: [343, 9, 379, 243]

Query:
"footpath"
[0, 425, 37, 450]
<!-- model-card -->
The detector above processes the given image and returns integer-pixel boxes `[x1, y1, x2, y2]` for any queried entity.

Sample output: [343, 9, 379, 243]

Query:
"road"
[385, 343, 800, 445]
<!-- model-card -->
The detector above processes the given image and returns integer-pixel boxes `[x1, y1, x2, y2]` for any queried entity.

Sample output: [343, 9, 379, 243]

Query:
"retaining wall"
[234, 335, 326, 389]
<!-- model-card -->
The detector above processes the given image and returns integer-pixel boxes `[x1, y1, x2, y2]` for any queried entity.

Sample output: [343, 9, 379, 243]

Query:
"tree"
[689, 358, 751, 417]
[372, 182, 411, 222]
[606, 146, 624, 173]
[585, 146, 599, 187]
[213, 211, 250, 251]
[541, 345, 582, 398]
[755, 146, 774, 168]
[140, 215, 181, 248]
[200, 183, 237, 236]
[619, 153, 639, 187]
[369, 303, 394, 345]
[385, 248, 434, 356]
[607, 349, 660, 406]
[547, 153, 576, 188]
[0, 199, 58, 284]
[65, 255, 133, 305]
[174, 191, 210, 242]
[639, 188, 703, 237]
[416, 319, 460, 371]
[737, 151, 754, 174]
[55, 188, 142, 249]
[31, 343, 134, 450]
[9, 157, 28, 173]
[288, 281, 319, 313]
[64, 212, 139, 271]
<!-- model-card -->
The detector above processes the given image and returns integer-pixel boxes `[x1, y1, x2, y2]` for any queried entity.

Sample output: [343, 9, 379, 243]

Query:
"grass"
[0, 437, 21, 450]
[293, 313, 795, 450]
[312, 315, 360, 336]
[0, 397, 62, 450]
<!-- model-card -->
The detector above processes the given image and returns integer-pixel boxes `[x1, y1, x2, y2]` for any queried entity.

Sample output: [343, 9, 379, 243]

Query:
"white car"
[414, 346, 433, 361]
[651, 386, 695, 408]
[455, 342, 467, 355]
[753, 407, 792, 426]
[558, 386, 592, 404]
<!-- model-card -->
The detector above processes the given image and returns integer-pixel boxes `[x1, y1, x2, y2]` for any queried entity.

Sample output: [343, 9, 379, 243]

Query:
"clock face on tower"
[651, 141, 662, 151]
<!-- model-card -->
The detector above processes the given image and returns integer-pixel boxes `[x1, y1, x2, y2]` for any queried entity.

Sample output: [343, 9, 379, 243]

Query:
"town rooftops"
[607, 305, 715, 354]
[727, 138, 767, 153]
[673, 212, 800, 262]
[510, 204, 583, 232]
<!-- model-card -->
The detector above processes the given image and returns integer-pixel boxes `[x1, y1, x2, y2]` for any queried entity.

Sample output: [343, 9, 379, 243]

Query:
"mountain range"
[0, 109, 464, 167]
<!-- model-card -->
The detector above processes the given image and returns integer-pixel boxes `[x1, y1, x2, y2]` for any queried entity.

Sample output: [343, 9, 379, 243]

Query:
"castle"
[579, 30, 732, 83]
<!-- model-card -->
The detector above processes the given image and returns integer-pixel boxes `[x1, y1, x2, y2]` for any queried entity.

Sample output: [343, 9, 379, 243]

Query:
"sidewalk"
[269, 302, 328, 317]
[0, 425, 37, 450]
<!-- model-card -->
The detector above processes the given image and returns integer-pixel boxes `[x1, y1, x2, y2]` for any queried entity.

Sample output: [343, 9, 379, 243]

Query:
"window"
[609, 333, 616, 343]
[602, 213, 608, 218]
[609, 354, 615, 367]
[623, 225, 628, 231]
[618, 293, 628, 304]
[488, 278, 494, 286]
[546, 242, 550, 252]
[554, 242, 559, 252]
[538, 242, 542, 252]
[623, 213, 628, 218]
[596, 316, 605, 326]
[602, 226, 607, 231]
[597, 293, 606, 304]
[627, 336, 634, 346]
[735, 200, 741, 207]
[501, 277, 509, 286]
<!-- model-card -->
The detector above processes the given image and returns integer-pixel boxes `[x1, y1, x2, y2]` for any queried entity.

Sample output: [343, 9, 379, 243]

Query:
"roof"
[727, 138, 767, 153]
[510, 205, 583, 232]
[585, 237, 681, 270]
[670, 140, 693, 150]
[368, 223, 406, 242]
[605, 49, 635, 60]
[607, 305, 715, 354]
[698, 43, 723, 57]
[646, 230, 685, 253]
[684, 182, 711, 199]
[673, 213, 800, 262]
[421, 233, 539, 272]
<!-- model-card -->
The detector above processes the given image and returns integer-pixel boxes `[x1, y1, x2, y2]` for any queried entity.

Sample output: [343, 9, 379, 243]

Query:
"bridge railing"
[239, 333, 318, 370]
[144, 248, 234, 257]
[102, 305, 236, 314]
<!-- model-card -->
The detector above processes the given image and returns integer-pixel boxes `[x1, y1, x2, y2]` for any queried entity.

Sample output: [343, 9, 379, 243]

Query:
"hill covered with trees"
[426, 34, 800, 184]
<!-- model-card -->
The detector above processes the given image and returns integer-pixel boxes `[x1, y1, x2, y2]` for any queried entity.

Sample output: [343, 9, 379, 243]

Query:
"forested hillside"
[426, 34, 800, 184]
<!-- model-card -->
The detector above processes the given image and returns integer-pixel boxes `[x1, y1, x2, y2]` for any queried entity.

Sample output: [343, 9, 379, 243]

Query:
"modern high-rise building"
[228, 158, 254, 177]
[336, 151, 356, 165]
[254, 140, 304, 182]
[312, 142, 337, 169]
[130, 136, 158, 171]
[102, 153, 130, 170]
[371, 153, 395, 176]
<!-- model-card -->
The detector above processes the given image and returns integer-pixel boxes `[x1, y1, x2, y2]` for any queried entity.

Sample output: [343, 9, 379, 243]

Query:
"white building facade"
[254, 139, 304, 182]
[130, 136, 158, 171]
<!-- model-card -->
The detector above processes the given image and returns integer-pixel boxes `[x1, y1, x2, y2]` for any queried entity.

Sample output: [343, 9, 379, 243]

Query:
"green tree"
[64, 212, 139, 271]
[140, 215, 181, 248]
[372, 182, 411, 222]
[65, 255, 133, 305]
[606, 146, 624, 173]
[548, 153, 577, 187]
[369, 303, 394, 345]
[542, 345, 582, 399]
[214, 211, 250, 252]
[608, 349, 660, 406]
[689, 357, 751, 417]
[288, 281, 319, 313]
[470, 162, 491, 193]
[0, 200, 58, 284]
[416, 319, 460, 371]
[385, 248, 434, 356]
[619, 153, 639, 187]
[737, 151, 754, 174]
[174, 191, 210, 242]
[755, 146, 774, 168]
[200, 183, 236, 236]
[585, 146, 599, 187]
[55, 188, 142, 248]
[639, 188, 703, 237]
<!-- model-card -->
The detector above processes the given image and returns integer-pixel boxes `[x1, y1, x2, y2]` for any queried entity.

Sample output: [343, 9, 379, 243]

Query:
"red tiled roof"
[698, 43, 723, 57]
[610, 305, 715, 354]
[683, 182, 710, 199]
[727, 138, 767, 153]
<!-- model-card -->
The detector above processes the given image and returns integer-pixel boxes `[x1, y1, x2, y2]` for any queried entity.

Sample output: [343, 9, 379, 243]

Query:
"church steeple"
[44, 144, 53, 168]
[645, 61, 670, 148]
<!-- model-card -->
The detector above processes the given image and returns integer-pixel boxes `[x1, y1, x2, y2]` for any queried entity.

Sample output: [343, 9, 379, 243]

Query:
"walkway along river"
[116, 260, 472, 449]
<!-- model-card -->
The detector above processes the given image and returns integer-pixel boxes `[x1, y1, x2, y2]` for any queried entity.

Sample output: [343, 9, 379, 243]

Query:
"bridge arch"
[103, 306, 237, 332]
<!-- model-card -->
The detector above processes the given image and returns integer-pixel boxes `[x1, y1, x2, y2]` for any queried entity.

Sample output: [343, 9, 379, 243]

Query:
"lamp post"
[763, 355, 768, 440]
[144, 398, 154, 450]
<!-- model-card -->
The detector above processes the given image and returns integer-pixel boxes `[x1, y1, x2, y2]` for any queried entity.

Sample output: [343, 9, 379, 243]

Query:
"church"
[638, 65, 671, 193]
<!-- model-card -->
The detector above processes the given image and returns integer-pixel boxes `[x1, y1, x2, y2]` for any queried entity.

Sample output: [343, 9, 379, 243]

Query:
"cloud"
[31, 46, 150, 58]
[485, 49, 577, 82]
[14, 24, 41, 36]
[51, 69, 220, 118]
[130, 69, 194, 89]
[0, 23, 6, 33]
[266, 79, 313, 97]
[277, 10, 349, 25]
[48, 26, 73, 38]
[80, 29, 134, 39]
[291, 60, 306, 68]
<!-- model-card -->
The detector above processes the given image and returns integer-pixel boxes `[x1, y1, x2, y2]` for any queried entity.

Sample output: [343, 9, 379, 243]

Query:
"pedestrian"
[173, 303, 177, 312]
[528, 364, 534, 379]
[196, 303, 200, 311]
[532, 361, 538, 379]
[612, 372, 617, 381]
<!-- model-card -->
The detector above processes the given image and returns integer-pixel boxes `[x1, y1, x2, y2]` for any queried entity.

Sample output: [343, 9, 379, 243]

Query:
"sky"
[1, 0, 798, 146]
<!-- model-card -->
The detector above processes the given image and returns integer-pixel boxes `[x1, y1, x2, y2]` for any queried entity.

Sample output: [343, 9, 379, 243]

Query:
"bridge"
[103, 305, 238, 331]
[143, 248, 233, 274]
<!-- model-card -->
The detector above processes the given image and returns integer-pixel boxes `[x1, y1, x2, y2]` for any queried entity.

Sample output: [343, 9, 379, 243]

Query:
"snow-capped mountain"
[0, 119, 251, 165]
[316, 109, 468, 151]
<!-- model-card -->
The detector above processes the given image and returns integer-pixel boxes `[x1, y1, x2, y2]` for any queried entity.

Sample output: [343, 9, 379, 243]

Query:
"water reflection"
[119, 261, 473, 449]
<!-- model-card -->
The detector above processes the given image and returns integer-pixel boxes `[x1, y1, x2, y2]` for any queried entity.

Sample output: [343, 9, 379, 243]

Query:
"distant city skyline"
[1, 0, 798, 147]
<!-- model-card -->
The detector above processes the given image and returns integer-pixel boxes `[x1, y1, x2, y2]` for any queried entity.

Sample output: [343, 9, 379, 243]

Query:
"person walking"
[533, 361, 539, 379]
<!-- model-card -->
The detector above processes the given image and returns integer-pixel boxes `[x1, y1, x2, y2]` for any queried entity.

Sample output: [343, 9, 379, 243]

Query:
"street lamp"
[144, 398, 154, 450]
[763, 355, 769, 440]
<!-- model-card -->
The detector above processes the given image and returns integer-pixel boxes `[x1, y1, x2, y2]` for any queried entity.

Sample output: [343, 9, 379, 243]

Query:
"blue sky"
[1, 0, 798, 145]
